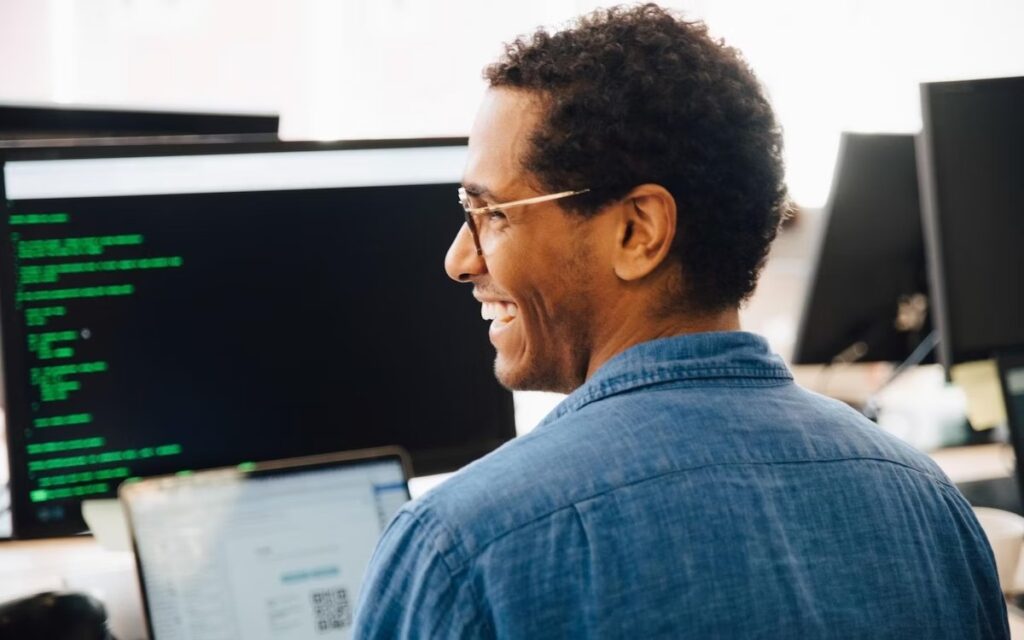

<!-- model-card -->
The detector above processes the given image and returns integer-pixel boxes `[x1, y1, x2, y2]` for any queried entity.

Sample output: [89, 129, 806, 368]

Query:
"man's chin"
[493, 356, 572, 394]
[493, 358, 525, 391]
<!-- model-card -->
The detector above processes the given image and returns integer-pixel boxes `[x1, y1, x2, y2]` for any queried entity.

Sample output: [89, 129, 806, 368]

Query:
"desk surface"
[1013, 609, 1024, 637]
[0, 536, 145, 639]
[930, 443, 1017, 484]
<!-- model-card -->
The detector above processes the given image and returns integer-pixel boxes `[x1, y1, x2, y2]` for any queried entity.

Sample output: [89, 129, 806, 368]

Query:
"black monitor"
[917, 76, 1024, 369]
[0, 104, 279, 140]
[793, 133, 932, 365]
[0, 138, 516, 538]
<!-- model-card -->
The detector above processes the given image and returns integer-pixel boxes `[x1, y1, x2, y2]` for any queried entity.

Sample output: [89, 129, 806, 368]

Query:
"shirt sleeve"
[352, 508, 489, 639]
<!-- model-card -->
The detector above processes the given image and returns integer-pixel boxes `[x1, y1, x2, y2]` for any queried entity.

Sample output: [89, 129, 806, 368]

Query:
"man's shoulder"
[402, 424, 593, 568]
[399, 379, 956, 568]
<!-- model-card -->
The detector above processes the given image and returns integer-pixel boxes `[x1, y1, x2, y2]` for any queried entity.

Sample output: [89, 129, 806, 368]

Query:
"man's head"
[445, 3, 787, 393]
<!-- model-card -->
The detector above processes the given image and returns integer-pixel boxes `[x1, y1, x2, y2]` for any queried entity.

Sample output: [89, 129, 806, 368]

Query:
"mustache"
[473, 286, 513, 299]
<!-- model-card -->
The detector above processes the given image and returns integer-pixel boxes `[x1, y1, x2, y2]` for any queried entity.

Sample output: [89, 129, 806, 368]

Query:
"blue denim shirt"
[354, 332, 1008, 638]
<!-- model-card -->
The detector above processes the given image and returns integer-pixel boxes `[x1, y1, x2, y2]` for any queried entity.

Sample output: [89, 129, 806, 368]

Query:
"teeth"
[481, 301, 518, 321]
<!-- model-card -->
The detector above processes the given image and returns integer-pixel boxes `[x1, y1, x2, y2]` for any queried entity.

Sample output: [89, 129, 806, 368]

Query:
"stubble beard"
[493, 241, 596, 394]
[492, 311, 592, 394]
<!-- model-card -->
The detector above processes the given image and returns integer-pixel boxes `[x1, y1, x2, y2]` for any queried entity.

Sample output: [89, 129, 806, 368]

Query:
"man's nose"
[444, 223, 487, 283]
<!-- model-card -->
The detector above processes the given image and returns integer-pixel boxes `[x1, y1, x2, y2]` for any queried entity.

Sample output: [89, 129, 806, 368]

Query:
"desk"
[0, 536, 145, 639]
[930, 444, 1024, 636]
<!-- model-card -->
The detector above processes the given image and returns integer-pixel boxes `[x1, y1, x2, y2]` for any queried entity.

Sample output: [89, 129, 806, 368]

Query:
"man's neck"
[584, 307, 741, 382]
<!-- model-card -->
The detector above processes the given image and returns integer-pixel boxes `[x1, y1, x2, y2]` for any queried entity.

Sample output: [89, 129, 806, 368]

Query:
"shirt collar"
[539, 331, 792, 426]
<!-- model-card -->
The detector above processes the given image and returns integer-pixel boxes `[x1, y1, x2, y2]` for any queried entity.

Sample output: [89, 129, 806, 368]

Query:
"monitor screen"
[793, 133, 932, 365]
[0, 139, 515, 538]
[917, 76, 1024, 367]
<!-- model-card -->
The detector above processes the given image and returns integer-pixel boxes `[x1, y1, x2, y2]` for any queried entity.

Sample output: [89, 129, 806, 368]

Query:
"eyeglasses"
[457, 187, 591, 255]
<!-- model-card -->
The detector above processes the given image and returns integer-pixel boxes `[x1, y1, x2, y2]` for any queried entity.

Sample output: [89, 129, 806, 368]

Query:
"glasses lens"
[458, 189, 484, 255]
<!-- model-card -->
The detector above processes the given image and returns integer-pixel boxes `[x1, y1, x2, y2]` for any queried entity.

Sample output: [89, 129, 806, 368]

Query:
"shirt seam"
[559, 368, 793, 417]
[443, 456, 955, 570]
[403, 505, 496, 637]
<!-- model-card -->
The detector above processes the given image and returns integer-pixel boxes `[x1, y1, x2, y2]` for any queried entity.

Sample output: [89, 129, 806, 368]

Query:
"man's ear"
[611, 184, 677, 281]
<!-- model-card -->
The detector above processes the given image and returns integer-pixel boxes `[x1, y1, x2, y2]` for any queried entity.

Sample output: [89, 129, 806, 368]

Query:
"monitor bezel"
[0, 103, 279, 140]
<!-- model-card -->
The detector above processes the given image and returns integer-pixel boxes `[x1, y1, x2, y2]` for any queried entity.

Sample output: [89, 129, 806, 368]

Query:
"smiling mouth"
[480, 300, 518, 329]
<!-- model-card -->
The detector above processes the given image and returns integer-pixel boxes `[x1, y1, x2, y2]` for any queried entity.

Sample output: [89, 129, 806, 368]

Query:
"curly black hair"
[484, 4, 788, 312]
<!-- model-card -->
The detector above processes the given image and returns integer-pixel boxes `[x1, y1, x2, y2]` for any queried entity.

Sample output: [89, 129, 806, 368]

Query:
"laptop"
[120, 447, 411, 640]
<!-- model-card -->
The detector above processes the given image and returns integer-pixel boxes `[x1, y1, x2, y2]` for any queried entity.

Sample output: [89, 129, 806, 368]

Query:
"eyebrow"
[462, 182, 508, 203]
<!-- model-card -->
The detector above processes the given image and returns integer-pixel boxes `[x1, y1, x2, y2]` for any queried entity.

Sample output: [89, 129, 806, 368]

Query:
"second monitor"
[793, 132, 932, 366]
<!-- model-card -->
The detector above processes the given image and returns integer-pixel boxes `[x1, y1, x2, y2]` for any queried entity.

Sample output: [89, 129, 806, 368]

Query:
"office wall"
[699, 0, 1024, 205]
[2, 0, 1022, 206]
[0, 0, 586, 136]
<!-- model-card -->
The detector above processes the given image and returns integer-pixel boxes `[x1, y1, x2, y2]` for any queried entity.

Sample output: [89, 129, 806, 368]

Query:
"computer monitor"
[792, 133, 933, 365]
[917, 76, 1024, 368]
[0, 138, 516, 538]
[0, 104, 279, 140]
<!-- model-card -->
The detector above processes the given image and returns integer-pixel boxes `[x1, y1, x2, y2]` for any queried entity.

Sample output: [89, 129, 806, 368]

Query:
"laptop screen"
[121, 453, 408, 640]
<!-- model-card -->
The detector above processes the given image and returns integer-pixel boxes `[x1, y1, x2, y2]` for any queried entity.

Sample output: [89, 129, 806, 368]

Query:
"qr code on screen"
[311, 587, 352, 633]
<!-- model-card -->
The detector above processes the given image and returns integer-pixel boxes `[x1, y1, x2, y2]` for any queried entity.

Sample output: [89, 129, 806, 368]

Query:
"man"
[354, 4, 1008, 638]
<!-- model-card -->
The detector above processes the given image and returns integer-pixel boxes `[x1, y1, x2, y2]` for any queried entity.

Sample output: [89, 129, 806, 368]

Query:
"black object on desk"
[0, 591, 114, 640]
[957, 475, 1023, 516]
